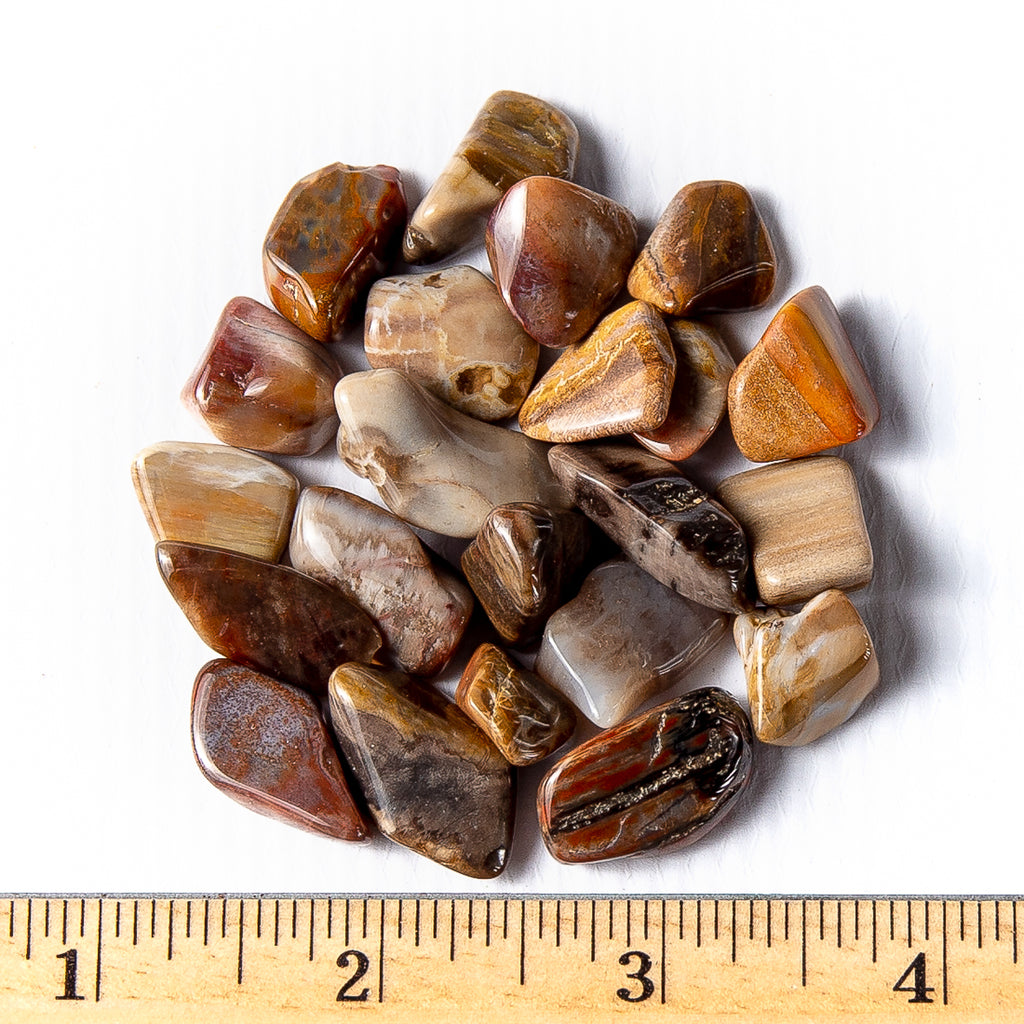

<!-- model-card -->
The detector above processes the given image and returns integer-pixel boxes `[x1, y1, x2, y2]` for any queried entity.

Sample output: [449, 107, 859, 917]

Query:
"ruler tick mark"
[697, 899, 702, 947]
[959, 900, 965, 942]
[731, 900, 736, 963]
[202, 900, 208, 947]
[995, 900, 1000, 941]
[837, 901, 842, 948]
[220, 898, 226, 940]
[819, 899, 824, 941]
[590, 900, 596, 962]
[95, 898, 103, 1002]
[503, 900, 508, 941]
[714, 900, 719, 941]
[942, 901, 949, 1005]
[644, 900, 649, 942]
[573, 900, 578, 941]
[538, 900, 544, 940]
[363, 899, 368, 940]
[292, 899, 297, 940]
[889, 900, 894, 942]
[275, 900, 280, 947]
[660, 901, 666, 1005]
[432, 900, 438, 941]
[450, 900, 456, 961]
[309, 899, 315, 962]
[415, 900, 420, 947]
[978, 902, 983, 948]
[7, 900, 12, 939]
[133, 900, 139, 947]
[256, 899, 262, 939]
[327, 899, 332, 941]
[556, 900, 561, 946]
[1013, 901, 1018, 963]
[925, 900, 929, 941]
[468, 898, 473, 941]
[871, 900, 877, 963]
[854, 900, 859, 942]
[167, 899, 174, 960]
[784, 901, 789, 943]
[626, 900, 631, 946]
[801, 901, 807, 988]
[237, 900, 244, 986]
[186, 900, 192, 940]
[485, 900, 491, 946]
[519, 900, 526, 986]
[343, 899, 349, 947]
[152, 899, 157, 940]
[377, 899, 385, 1004]
[767, 900, 772, 948]
[81, 899, 86, 939]
[45, 899, 51, 939]
[397, 899, 403, 940]
[25, 898, 31, 960]
[678, 899, 684, 941]
[608, 900, 614, 941]
[749, 899, 754, 942]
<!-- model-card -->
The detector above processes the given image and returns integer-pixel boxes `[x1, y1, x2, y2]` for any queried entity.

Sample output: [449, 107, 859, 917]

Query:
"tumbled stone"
[132, 441, 299, 562]
[181, 296, 342, 456]
[191, 659, 368, 841]
[461, 502, 594, 645]
[716, 456, 873, 606]
[455, 643, 576, 766]
[518, 301, 675, 442]
[487, 176, 638, 347]
[364, 265, 539, 421]
[538, 687, 753, 863]
[403, 91, 579, 264]
[633, 318, 735, 461]
[536, 557, 727, 728]
[734, 589, 879, 746]
[627, 180, 776, 315]
[728, 285, 880, 462]
[328, 662, 514, 878]
[156, 541, 381, 695]
[263, 163, 406, 342]
[335, 368, 568, 538]
[288, 486, 473, 675]
[548, 443, 751, 613]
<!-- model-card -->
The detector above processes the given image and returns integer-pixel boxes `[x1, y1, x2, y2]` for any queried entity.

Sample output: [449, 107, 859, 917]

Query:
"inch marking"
[590, 900, 596, 962]
[95, 898, 103, 1002]
[731, 901, 736, 963]
[450, 900, 456, 962]
[377, 899, 386, 1004]
[519, 900, 526, 986]
[237, 899, 244, 986]
[801, 900, 807, 988]
[167, 899, 174, 960]
[942, 900, 949, 1006]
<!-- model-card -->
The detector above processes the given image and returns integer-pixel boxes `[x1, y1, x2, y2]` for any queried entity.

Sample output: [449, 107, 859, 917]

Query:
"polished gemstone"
[335, 368, 568, 538]
[517, 302, 675, 442]
[627, 180, 776, 315]
[263, 163, 406, 342]
[288, 486, 473, 676]
[455, 643, 576, 766]
[191, 659, 368, 841]
[728, 285, 880, 461]
[460, 502, 594, 645]
[633, 318, 735, 461]
[181, 296, 341, 455]
[548, 443, 751, 613]
[132, 441, 299, 561]
[156, 541, 381, 695]
[487, 176, 638, 347]
[328, 662, 514, 878]
[403, 91, 578, 264]
[537, 688, 753, 863]
[536, 557, 727, 728]
[364, 265, 539, 421]
[734, 589, 879, 746]
[716, 456, 873, 606]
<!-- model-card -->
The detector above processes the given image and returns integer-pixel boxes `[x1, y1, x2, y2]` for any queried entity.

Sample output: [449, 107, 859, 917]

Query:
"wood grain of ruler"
[1, 894, 1021, 1022]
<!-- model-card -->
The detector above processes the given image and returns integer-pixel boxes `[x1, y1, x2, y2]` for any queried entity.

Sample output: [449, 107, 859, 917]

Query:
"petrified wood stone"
[548, 443, 751, 613]
[364, 265, 539, 421]
[455, 643, 576, 766]
[728, 285, 880, 462]
[263, 163, 406, 342]
[328, 663, 514, 878]
[517, 302, 675, 442]
[537, 688, 753, 863]
[460, 502, 594, 645]
[627, 180, 776, 315]
[191, 659, 368, 841]
[487, 176, 638, 347]
[288, 486, 473, 676]
[403, 90, 579, 264]
[536, 557, 728, 728]
[633, 318, 735, 461]
[335, 368, 568, 538]
[131, 441, 299, 562]
[156, 541, 381, 695]
[181, 296, 341, 456]
[735, 589, 879, 746]
[716, 456, 873, 606]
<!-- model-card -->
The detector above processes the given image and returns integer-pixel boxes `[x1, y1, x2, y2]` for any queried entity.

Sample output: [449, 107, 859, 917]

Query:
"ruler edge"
[4, 892, 1023, 900]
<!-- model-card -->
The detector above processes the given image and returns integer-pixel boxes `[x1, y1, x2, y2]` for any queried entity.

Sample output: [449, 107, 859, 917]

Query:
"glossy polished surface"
[181, 296, 341, 455]
[335, 368, 568, 538]
[548, 443, 751, 613]
[328, 662, 514, 878]
[156, 541, 381, 695]
[538, 688, 753, 863]
[131, 440, 299, 561]
[191, 659, 368, 841]
[263, 163, 406, 342]
[288, 486, 472, 676]
[536, 557, 728, 728]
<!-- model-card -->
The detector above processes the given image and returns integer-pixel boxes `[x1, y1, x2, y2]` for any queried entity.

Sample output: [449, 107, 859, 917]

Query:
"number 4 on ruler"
[893, 952, 935, 1004]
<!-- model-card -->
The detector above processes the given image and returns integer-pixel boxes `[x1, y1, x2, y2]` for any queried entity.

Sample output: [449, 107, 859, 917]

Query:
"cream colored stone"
[734, 589, 879, 746]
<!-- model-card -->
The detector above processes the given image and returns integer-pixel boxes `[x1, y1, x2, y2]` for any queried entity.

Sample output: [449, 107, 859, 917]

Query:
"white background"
[3, 1, 1020, 898]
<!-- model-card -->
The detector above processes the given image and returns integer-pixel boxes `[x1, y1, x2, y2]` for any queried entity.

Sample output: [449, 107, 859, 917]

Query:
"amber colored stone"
[548, 443, 751, 614]
[156, 541, 381, 695]
[263, 163, 406, 342]
[131, 441, 299, 561]
[537, 688, 753, 863]
[403, 91, 579, 264]
[633, 318, 735, 461]
[728, 285, 880, 462]
[517, 301, 675, 442]
[716, 456, 873, 606]
[627, 180, 776, 315]
[364, 266, 539, 421]
[181, 296, 342, 456]
[461, 502, 594, 646]
[486, 176, 638, 347]
[191, 659, 368, 841]
[328, 663, 514, 878]
[455, 643, 576, 766]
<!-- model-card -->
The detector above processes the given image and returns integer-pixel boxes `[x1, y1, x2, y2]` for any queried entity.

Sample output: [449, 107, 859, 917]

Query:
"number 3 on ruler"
[617, 950, 655, 1003]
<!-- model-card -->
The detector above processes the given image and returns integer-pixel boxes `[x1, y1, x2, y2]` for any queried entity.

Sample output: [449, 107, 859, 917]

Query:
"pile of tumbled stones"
[133, 91, 881, 879]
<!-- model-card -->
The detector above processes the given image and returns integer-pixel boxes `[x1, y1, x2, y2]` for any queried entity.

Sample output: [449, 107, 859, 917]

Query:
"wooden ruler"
[1, 895, 1021, 1021]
